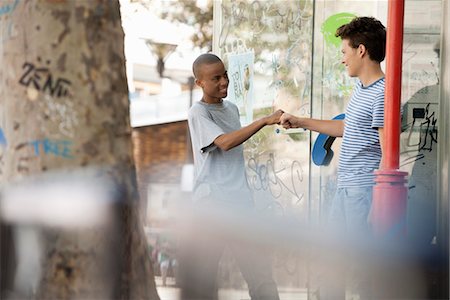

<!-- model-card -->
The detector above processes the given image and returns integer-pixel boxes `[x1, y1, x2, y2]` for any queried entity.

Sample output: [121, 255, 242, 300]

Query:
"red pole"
[372, 0, 408, 237]
[384, 0, 404, 170]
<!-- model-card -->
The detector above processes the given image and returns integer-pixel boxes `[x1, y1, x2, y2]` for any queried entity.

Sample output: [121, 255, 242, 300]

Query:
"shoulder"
[372, 77, 385, 93]
[223, 100, 239, 113]
[188, 102, 209, 118]
[355, 78, 385, 100]
[373, 79, 385, 100]
[376, 78, 385, 90]
[224, 100, 238, 108]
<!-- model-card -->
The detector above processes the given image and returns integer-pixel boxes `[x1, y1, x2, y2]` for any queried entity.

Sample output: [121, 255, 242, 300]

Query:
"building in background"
[120, 0, 203, 228]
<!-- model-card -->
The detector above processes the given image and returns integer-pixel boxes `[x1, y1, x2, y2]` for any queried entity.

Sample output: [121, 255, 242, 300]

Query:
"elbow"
[214, 137, 233, 151]
[330, 130, 343, 138]
[217, 143, 233, 151]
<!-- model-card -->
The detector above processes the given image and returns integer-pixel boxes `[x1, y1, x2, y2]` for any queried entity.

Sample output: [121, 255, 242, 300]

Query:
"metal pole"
[383, 0, 404, 170]
[372, 0, 408, 237]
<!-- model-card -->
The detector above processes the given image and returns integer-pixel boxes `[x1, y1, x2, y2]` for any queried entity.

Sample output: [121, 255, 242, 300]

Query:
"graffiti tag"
[19, 62, 71, 98]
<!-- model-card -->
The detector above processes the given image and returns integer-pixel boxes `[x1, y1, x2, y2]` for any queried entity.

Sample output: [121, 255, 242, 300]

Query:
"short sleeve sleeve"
[188, 106, 225, 153]
[372, 92, 385, 128]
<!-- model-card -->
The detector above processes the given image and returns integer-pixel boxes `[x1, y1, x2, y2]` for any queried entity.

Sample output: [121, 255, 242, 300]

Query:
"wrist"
[295, 117, 305, 128]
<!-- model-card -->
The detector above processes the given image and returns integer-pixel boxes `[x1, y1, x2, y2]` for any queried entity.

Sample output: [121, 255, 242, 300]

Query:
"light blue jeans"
[328, 186, 373, 236]
[321, 186, 374, 300]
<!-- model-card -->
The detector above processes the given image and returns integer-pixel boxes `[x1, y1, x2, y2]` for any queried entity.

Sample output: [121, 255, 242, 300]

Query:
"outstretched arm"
[280, 113, 345, 137]
[214, 109, 283, 151]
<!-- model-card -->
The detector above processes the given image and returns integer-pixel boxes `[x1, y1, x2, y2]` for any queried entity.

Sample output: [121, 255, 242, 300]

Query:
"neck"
[358, 63, 384, 87]
[202, 96, 223, 104]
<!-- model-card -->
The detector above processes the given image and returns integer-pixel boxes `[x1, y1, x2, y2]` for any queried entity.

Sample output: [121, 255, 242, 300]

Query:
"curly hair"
[336, 17, 386, 63]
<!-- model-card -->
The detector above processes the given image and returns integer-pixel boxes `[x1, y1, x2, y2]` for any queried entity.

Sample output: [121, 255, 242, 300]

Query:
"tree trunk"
[0, 0, 159, 299]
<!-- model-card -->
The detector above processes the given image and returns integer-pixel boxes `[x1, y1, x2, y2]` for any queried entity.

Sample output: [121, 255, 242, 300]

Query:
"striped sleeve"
[372, 92, 384, 128]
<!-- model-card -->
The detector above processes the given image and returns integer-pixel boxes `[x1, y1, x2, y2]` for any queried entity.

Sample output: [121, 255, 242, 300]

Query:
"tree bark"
[0, 0, 159, 299]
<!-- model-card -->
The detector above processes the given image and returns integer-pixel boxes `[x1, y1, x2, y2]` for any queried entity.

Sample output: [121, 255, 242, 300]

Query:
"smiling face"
[341, 39, 363, 78]
[196, 61, 229, 103]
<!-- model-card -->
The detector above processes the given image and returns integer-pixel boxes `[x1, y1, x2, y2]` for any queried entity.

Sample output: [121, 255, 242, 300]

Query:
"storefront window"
[215, 0, 442, 295]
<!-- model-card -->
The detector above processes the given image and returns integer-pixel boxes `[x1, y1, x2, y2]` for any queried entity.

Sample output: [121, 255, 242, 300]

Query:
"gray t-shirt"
[187, 100, 253, 206]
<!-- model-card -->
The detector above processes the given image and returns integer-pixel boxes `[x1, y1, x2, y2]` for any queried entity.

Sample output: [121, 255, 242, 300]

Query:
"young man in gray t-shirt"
[180, 53, 282, 300]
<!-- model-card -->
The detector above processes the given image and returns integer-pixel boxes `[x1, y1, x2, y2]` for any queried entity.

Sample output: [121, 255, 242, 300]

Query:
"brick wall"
[131, 120, 192, 213]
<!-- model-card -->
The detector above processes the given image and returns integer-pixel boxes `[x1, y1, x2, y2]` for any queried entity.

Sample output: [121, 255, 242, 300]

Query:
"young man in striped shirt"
[280, 17, 386, 300]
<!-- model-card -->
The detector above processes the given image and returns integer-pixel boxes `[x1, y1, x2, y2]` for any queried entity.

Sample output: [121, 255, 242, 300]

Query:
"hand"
[280, 113, 293, 128]
[264, 109, 284, 125]
[280, 113, 299, 129]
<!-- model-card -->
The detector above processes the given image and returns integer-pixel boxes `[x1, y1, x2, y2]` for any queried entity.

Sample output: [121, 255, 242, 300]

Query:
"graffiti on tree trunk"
[29, 138, 74, 159]
[19, 62, 71, 98]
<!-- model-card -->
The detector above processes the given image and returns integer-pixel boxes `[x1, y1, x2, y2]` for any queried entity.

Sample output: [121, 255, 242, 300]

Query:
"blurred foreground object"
[0, 171, 119, 299]
[175, 201, 433, 300]
[0, 0, 159, 299]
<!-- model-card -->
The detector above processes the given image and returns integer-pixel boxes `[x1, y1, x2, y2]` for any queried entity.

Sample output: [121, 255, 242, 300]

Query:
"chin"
[345, 68, 354, 77]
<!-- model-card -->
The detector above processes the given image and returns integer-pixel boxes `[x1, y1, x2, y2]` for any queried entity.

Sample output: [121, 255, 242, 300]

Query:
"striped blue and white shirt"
[338, 77, 385, 187]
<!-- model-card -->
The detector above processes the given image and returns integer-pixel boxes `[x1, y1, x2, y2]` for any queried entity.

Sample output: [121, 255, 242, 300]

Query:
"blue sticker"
[0, 128, 6, 146]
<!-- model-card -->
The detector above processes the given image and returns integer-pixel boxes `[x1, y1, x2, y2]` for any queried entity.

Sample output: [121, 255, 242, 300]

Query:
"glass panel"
[399, 0, 441, 245]
[214, 0, 442, 298]
[215, 0, 315, 293]
[311, 0, 388, 230]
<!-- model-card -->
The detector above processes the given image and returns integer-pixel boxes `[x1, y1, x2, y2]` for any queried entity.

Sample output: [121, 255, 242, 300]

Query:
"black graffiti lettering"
[43, 76, 71, 97]
[42, 74, 56, 95]
[19, 62, 71, 98]
[402, 102, 438, 167]
[18, 62, 36, 86]
[418, 103, 438, 151]
[400, 149, 425, 167]
[19, 63, 51, 90]
[57, 79, 71, 97]
[406, 103, 438, 151]
[21, 63, 44, 89]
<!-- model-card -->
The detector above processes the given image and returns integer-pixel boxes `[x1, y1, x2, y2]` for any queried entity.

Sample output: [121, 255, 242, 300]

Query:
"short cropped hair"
[336, 16, 386, 63]
[192, 53, 222, 78]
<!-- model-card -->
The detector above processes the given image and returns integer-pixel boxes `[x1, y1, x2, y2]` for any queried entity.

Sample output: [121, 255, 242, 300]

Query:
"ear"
[358, 44, 367, 58]
[195, 78, 203, 88]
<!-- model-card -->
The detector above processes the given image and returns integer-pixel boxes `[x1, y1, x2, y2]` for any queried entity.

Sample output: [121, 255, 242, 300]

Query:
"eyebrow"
[212, 71, 227, 79]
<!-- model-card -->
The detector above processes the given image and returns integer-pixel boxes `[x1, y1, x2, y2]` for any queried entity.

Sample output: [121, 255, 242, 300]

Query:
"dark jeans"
[178, 202, 279, 300]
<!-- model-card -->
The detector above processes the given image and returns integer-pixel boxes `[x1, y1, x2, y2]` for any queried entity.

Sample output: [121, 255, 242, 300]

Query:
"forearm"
[292, 118, 344, 137]
[214, 118, 267, 151]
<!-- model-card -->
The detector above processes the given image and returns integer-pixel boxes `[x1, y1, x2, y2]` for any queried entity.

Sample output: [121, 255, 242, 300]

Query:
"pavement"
[154, 276, 308, 300]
